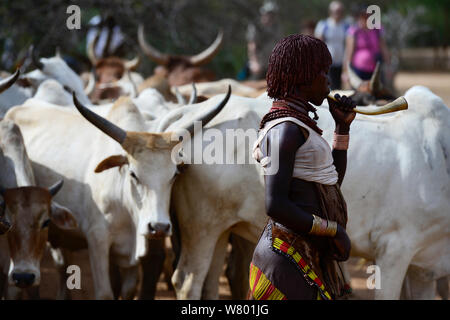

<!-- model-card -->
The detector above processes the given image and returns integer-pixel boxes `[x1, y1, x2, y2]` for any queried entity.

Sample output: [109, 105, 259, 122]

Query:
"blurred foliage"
[0, 0, 448, 76]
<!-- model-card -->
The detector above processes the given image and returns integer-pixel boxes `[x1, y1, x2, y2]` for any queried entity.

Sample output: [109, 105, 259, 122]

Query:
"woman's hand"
[327, 94, 356, 134]
[332, 224, 351, 261]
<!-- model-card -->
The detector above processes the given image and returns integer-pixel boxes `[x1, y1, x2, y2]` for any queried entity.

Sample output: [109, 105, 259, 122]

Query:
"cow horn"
[55, 46, 62, 58]
[369, 62, 382, 94]
[31, 45, 44, 70]
[0, 68, 20, 94]
[48, 179, 64, 196]
[188, 30, 223, 66]
[84, 70, 96, 96]
[174, 87, 186, 105]
[126, 70, 138, 98]
[185, 85, 230, 136]
[87, 32, 99, 66]
[73, 93, 127, 144]
[188, 83, 197, 104]
[124, 56, 140, 70]
[138, 25, 169, 66]
[347, 63, 363, 90]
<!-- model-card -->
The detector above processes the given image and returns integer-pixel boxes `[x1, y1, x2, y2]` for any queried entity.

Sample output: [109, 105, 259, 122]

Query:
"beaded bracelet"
[333, 133, 350, 150]
[309, 214, 338, 237]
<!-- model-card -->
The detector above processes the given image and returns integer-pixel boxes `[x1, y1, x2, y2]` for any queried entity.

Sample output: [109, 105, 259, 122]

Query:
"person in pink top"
[342, 6, 390, 87]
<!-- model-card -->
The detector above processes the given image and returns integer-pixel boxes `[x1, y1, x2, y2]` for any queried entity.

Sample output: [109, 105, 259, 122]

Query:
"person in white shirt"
[314, 1, 350, 89]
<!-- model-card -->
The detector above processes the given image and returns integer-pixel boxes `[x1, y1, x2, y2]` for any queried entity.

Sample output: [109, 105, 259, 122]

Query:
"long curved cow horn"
[31, 45, 44, 70]
[124, 56, 140, 70]
[188, 30, 223, 66]
[188, 83, 197, 105]
[73, 93, 127, 144]
[347, 63, 363, 90]
[369, 61, 382, 94]
[87, 32, 99, 66]
[48, 180, 64, 197]
[84, 69, 96, 96]
[174, 87, 186, 105]
[138, 25, 170, 66]
[0, 68, 20, 94]
[185, 85, 231, 136]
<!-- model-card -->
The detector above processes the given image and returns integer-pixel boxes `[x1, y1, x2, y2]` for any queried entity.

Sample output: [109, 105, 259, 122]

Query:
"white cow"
[5, 88, 230, 299]
[174, 79, 260, 99]
[170, 85, 449, 300]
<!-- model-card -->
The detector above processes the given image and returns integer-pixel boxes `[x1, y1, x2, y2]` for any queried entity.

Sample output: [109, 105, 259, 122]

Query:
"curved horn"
[84, 70, 96, 96]
[31, 45, 44, 70]
[124, 56, 140, 70]
[138, 25, 169, 65]
[55, 46, 62, 58]
[188, 30, 223, 66]
[87, 32, 99, 66]
[188, 83, 197, 105]
[0, 68, 20, 94]
[185, 85, 231, 136]
[174, 87, 186, 105]
[369, 62, 382, 94]
[347, 63, 363, 89]
[48, 179, 64, 196]
[126, 70, 138, 98]
[328, 95, 408, 115]
[73, 93, 127, 144]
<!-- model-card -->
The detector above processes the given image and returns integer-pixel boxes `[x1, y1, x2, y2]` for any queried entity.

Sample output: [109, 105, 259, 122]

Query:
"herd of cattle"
[0, 28, 449, 300]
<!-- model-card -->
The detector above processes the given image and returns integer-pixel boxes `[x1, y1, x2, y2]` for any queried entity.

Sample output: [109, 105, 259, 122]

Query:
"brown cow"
[138, 25, 223, 87]
[86, 35, 141, 103]
[1, 184, 77, 289]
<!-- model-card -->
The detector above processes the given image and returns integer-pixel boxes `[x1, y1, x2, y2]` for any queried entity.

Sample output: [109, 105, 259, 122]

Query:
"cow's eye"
[130, 171, 139, 182]
[41, 219, 51, 229]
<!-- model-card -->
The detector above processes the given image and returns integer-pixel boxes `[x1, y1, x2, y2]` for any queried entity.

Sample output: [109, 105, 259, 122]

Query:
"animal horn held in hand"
[328, 95, 408, 115]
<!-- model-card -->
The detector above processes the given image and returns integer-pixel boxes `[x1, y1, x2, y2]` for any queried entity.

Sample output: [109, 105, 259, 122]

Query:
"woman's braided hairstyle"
[266, 34, 332, 100]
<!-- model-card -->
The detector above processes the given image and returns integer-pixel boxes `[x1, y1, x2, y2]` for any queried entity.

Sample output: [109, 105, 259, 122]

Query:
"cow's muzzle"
[148, 222, 171, 239]
[12, 272, 36, 288]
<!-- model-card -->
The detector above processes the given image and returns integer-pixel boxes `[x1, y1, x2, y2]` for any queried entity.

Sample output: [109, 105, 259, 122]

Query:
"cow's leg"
[436, 277, 449, 300]
[0, 236, 10, 299]
[225, 233, 255, 299]
[374, 243, 414, 300]
[118, 265, 139, 300]
[109, 259, 121, 299]
[50, 247, 73, 300]
[86, 230, 113, 299]
[172, 230, 222, 300]
[201, 230, 230, 300]
[0, 271, 7, 298]
[401, 269, 436, 300]
[138, 238, 166, 300]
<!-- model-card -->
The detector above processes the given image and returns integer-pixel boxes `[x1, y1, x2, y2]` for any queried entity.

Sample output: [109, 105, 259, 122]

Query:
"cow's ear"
[50, 202, 77, 230]
[94, 155, 129, 173]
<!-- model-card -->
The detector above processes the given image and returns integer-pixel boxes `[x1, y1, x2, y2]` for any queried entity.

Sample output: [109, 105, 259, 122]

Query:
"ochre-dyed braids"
[261, 34, 332, 133]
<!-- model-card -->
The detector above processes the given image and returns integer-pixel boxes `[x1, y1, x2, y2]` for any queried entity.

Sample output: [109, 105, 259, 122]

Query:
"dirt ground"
[36, 71, 449, 300]
[394, 71, 450, 107]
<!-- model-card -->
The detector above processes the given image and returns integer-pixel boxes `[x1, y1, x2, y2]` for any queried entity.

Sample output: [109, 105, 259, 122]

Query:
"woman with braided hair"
[248, 34, 356, 300]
